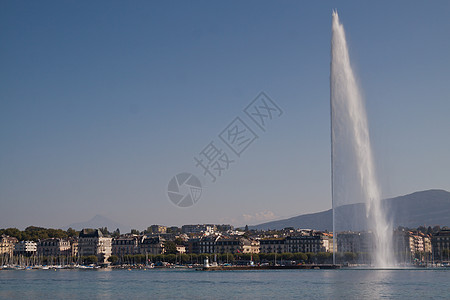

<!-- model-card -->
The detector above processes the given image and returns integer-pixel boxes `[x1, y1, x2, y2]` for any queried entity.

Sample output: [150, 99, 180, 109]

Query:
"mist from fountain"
[330, 10, 395, 268]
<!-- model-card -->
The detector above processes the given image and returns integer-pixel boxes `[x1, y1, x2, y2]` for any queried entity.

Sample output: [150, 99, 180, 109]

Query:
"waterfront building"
[112, 235, 142, 256]
[423, 235, 432, 255]
[14, 241, 37, 256]
[337, 232, 373, 254]
[413, 232, 425, 253]
[285, 234, 330, 253]
[259, 238, 286, 254]
[217, 237, 260, 254]
[78, 229, 112, 263]
[187, 236, 260, 254]
[37, 238, 71, 257]
[431, 228, 450, 262]
[324, 233, 334, 252]
[215, 236, 239, 254]
[0, 235, 18, 257]
[186, 238, 201, 254]
[247, 239, 260, 254]
[199, 235, 220, 253]
[139, 236, 165, 255]
[70, 239, 78, 257]
[260, 233, 331, 254]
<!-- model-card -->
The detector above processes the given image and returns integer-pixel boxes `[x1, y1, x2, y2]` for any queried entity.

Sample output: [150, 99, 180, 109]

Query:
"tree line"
[0, 227, 79, 241]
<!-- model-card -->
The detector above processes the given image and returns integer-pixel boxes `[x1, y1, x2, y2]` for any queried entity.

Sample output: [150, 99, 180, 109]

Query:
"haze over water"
[330, 11, 395, 268]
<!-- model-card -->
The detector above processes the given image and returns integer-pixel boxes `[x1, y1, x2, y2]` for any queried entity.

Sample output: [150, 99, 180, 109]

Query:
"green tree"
[108, 255, 119, 264]
[343, 252, 357, 263]
[1, 228, 22, 240]
[188, 253, 198, 264]
[293, 252, 308, 263]
[174, 237, 185, 246]
[306, 252, 316, 263]
[111, 228, 120, 238]
[180, 254, 190, 264]
[316, 252, 332, 264]
[83, 255, 98, 264]
[165, 254, 176, 263]
[281, 253, 294, 261]
[164, 241, 178, 254]
[67, 228, 78, 238]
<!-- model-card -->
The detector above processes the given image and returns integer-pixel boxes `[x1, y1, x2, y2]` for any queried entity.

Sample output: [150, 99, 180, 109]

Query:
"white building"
[37, 238, 71, 257]
[0, 235, 18, 257]
[112, 235, 142, 256]
[14, 241, 37, 256]
[78, 229, 112, 263]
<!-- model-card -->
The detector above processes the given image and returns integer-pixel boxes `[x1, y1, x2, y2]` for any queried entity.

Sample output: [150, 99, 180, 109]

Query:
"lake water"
[1, 268, 449, 299]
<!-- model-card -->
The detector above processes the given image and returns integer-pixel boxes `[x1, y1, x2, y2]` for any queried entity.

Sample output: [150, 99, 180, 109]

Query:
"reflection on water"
[327, 270, 395, 299]
[0, 269, 449, 299]
[326, 269, 444, 300]
[93, 268, 114, 299]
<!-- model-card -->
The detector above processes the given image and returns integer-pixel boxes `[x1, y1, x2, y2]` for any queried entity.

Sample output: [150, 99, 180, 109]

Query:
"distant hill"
[63, 214, 130, 233]
[249, 190, 450, 231]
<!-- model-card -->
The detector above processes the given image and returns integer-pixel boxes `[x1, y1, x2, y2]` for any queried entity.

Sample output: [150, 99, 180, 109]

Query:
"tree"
[174, 237, 185, 246]
[316, 252, 332, 264]
[293, 252, 308, 263]
[1, 228, 22, 240]
[83, 255, 98, 264]
[130, 229, 140, 235]
[306, 252, 316, 263]
[281, 253, 294, 261]
[165, 254, 176, 263]
[180, 254, 190, 264]
[164, 241, 178, 254]
[343, 252, 357, 263]
[108, 255, 119, 264]
[111, 228, 120, 238]
[67, 228, 78, 238]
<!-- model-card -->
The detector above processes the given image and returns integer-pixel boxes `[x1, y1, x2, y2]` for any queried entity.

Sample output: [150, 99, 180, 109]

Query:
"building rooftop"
[79, 228, 103, 238]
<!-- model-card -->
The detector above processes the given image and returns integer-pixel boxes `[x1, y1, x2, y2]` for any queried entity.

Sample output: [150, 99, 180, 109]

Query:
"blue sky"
[1, 1, 449, 230]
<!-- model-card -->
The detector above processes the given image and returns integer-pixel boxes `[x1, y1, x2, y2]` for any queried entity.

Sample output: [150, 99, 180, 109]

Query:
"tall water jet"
[330, 11, 395, 268]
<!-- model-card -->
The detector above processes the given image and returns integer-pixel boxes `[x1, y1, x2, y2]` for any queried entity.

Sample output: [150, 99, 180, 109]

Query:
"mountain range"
[249, 189, 450, 231]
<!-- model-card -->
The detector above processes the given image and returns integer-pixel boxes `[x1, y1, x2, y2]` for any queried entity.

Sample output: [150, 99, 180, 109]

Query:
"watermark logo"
[219, 117, 258, 157]
[167, 173, 202, 207]
[194, 141, 235, 183]
[244, 92, 283, 131]
[167, 92, 283, 207]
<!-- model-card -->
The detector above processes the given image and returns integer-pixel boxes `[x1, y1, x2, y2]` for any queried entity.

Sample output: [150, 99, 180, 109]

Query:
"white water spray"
[331, 11, 395, 268]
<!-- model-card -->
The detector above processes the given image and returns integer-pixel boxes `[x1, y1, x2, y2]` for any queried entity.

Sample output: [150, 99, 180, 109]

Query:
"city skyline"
[1, 1, 450, 230]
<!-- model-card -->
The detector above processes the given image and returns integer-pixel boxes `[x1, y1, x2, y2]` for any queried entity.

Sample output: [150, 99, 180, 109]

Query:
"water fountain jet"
[330, 10, 395, 268]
